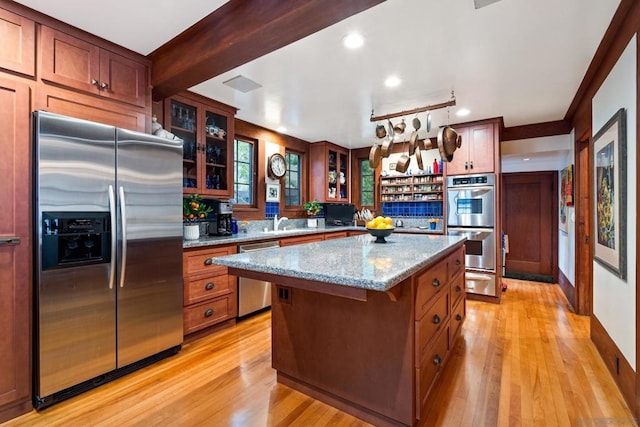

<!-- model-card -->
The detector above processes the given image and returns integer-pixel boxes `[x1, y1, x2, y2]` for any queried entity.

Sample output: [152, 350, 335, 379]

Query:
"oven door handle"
[449, 185, 494, 192]
[448, 227, 494, 237]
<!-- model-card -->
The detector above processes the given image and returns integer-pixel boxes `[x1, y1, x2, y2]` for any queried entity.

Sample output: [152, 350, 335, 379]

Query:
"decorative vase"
[307, 218, 318, 228]
[184, 224, 200, 240]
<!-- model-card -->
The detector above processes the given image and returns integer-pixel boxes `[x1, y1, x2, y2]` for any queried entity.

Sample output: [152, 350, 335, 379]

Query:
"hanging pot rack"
[369, 95, 456, 123]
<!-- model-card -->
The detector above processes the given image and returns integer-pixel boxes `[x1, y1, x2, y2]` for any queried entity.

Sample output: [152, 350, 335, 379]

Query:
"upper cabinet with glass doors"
[309, 141, 349, 203]
[164, 92, 237, 198]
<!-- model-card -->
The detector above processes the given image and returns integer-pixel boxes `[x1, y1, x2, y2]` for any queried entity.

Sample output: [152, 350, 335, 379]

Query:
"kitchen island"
[214, 233, 466, 427]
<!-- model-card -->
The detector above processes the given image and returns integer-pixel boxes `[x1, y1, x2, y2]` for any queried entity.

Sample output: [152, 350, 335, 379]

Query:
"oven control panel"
[447, 173, 495, 188]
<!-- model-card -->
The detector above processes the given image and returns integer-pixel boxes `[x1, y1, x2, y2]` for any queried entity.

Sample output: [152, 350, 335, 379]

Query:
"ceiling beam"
[502, 120, 572, 141]
[149, 0, 386, 101]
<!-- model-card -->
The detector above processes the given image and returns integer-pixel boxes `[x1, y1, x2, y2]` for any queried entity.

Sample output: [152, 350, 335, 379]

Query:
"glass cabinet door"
[339, 152, 348, 199]
[327, 148, 338, 199]
[204, 110, 228, 192]
[169, 100, 199, 191]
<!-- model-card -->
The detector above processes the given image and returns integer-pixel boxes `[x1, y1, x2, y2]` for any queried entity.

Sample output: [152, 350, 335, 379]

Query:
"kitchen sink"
[260, 228, 303, 234]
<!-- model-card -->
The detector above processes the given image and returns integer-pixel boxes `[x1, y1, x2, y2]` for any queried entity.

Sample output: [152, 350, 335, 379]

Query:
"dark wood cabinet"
[0, 76, 32, 423]
[183, 245, 237, 335]
[164, 93, 236, 198]
[0, 7, 35, 76]
[40, 26, 147, 108]
[309, 141, 350, 203]
[446, 122, 496, 175]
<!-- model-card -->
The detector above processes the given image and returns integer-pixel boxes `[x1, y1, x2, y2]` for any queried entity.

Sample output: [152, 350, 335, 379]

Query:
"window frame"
[284, 150, 302, 208]
[232, 136, 257, 208]
[359, 158, 375, 208]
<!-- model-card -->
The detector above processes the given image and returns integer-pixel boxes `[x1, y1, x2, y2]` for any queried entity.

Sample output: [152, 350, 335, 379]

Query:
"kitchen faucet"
[274, 214, 288, 231]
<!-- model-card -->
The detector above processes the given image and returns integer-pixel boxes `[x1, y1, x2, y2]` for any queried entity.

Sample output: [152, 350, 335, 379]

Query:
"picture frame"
[559, 165, 573, 233]
[266, 183, 280, 202]
[592, 108, 626, 280]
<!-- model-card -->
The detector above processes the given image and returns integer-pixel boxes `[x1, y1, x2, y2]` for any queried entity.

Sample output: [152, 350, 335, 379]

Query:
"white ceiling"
[16, 0, 621, 167]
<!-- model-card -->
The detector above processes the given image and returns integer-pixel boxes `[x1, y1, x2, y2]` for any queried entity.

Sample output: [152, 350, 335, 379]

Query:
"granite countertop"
[212, 233, 465, 292]
[183, 225, 444, 248]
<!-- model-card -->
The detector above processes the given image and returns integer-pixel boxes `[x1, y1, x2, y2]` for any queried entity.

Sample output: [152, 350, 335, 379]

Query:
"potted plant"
[303, 200, 322, 228]
[183, 194, 213, 240]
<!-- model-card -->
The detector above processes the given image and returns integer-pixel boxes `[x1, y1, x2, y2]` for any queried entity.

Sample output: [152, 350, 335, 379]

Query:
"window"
[233, 138, 255, 205]
[360, 159, 374, 206]
[285, 151, 301, 206]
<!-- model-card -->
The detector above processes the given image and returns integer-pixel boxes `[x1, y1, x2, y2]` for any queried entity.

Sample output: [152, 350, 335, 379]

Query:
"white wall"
[591, 35, 636, 370]
[558, 131, 576, 285]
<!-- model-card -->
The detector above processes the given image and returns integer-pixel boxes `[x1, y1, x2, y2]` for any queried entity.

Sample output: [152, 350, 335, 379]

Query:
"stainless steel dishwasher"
[237, 241, 280, 317]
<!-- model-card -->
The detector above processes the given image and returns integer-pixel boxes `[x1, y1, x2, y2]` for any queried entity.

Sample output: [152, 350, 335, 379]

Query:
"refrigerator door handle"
[118, 186, 128, 288]
[108, 185, 117, 289]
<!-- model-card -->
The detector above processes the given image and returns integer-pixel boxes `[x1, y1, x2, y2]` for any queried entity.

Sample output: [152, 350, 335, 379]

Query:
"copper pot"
[380, 136, 394, 157]
[415, 145, 424, 170]
[393, 119, 406, 135]
[396, 154, 411, 173]
[375, 124, 386, 139]
[369, 144, 381, 168]
[437, 126, 461, 162]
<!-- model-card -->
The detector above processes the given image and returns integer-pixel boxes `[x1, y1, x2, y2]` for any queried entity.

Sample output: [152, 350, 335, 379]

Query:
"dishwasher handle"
[239, 242, 280, 253]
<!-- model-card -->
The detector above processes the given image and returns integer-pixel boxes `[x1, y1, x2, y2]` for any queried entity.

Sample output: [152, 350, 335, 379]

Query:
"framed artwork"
[559, 165, 573, 233]
[592, 108, 626, 279]
[266, 183, 280, 202]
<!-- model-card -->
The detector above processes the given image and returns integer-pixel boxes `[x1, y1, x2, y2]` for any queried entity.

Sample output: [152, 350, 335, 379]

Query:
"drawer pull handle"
[433, 355, 442, 366]
[456, 314, 462, 321]
[204, 258, 214, 266]
[432, 278, 440, 288]
[205, 282, 215, 291]
[91, 78, 99, 87]
[432, 314, 441, 325]
[456, 285, 462, 293]
[204, 308, 214, 317]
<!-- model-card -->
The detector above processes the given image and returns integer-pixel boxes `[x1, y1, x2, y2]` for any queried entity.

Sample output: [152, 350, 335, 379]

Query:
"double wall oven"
[446, 174, 497, 296]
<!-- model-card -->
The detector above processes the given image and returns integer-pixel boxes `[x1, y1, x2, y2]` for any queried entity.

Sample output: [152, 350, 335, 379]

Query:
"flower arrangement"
[303, 200, 322, 216]
[183, 194, 213, 223]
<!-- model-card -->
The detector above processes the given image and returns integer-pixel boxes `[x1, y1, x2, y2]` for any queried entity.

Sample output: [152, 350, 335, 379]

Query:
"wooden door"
[99, 50, 147, 108]
[467, 123, 495, 174]
[575, 141, 592, 315]
[0, 8, 35, 76]
[40, 25, 101, 95]
[0, 77, 31, 421]
[502, 172, 557, 280]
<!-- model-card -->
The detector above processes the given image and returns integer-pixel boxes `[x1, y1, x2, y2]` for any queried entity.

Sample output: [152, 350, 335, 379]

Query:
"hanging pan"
[369, 144, 381, 168]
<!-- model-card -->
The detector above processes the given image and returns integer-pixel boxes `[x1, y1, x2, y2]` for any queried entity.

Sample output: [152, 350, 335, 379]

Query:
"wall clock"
[268, 153, 286, 179]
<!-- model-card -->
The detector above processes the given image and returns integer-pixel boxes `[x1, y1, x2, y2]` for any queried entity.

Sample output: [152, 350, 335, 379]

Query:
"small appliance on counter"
[324, 203, 355, 226]
[208, 200, 233, 236]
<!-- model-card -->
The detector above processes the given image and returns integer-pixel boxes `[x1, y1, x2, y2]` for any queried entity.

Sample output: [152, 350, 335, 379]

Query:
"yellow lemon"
[384, 217, 392, 225]
[385, 224, 394, 229]
[376, 222, 387, 229]
[366, 220, 375, 229]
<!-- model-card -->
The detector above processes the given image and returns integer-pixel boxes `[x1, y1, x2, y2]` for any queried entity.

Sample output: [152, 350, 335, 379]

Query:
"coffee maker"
[209, 200, 233, 236]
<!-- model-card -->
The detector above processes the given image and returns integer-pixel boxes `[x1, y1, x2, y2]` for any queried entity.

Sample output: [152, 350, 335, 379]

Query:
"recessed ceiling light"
[385, 76, 401, 87]
[343, 33, 364, 49]
[276, 126, 287, 133]
[222, 75, 262, 93]
[456, 108, 471, 117]
[523, 158, 531, 161]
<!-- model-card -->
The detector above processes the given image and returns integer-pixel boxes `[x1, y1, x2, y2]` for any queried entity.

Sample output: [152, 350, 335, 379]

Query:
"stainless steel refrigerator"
[33, 111, 184, 408]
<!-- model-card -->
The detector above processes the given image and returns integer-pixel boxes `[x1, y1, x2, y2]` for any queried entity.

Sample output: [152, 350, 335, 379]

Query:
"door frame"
[574, 135, 593, 316]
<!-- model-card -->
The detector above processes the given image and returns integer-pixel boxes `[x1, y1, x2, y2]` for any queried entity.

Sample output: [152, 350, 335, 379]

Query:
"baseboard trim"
[557, 269, 575, 311]
[591, 314, 637, 418]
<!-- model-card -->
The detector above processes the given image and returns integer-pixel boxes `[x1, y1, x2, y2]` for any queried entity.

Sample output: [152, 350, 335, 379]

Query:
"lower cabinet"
[182, 244, 237, 335]
[414, 245, 465, 420]
[279, 234, 324, 246]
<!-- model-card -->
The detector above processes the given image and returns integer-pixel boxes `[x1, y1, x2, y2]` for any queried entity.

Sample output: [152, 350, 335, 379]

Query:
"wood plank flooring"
[3, 279, 636, 427]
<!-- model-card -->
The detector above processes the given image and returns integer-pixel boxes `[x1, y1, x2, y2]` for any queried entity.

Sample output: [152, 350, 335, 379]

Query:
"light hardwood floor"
[3, 279, 636, 426]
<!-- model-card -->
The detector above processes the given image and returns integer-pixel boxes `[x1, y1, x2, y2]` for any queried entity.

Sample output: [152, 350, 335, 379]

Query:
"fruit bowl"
[366, 227, 394, 243]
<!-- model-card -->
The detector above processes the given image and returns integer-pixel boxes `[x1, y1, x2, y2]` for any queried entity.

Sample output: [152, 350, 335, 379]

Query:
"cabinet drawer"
[415, 290, 449, 365]
[415, 259, 448, 319]
[450, 297, 466, 348]
[448, 246, 465, 281]
[324, 231, 348, 240]
[183, 295, 234, 334]
[183, 245, 236, 277]
[184, 274, 235, 305]
[415, 325, 450, 417]
[450, 273, 465, 309]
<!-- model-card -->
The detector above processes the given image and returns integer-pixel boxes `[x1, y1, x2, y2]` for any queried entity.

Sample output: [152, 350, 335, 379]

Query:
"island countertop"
[213, 233, 465, 292]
